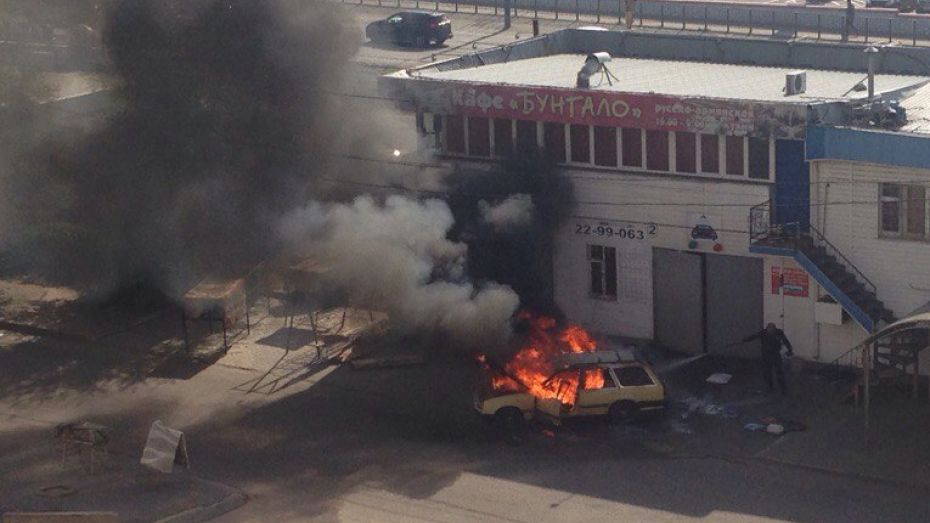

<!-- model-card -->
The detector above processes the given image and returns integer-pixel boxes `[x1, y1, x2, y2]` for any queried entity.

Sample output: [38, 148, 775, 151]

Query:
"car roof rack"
[554, 348, 638, 369]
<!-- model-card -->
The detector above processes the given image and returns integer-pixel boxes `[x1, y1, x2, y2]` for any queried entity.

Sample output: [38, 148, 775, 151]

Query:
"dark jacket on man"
[743, 326, 793, 362]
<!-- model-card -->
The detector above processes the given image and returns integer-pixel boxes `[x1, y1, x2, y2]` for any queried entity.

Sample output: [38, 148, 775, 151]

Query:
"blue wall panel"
[775, 139, 810, 230]
[807, 126, 930, 170]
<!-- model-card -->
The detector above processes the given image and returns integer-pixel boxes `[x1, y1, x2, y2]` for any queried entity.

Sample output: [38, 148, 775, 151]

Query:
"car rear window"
[615, 367, 654, 387]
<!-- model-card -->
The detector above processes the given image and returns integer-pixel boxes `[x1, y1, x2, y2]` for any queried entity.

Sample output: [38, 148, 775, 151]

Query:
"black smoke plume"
[446, 150, 575, 315]
[1, 0, 357, 297]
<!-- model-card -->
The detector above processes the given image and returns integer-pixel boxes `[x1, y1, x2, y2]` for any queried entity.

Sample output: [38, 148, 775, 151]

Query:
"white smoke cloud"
[279, 195, 520, 351]
[478, 194, 535, 232]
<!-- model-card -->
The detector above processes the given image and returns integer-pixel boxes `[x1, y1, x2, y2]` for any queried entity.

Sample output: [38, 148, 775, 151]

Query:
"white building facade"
[382, 42, 930, 371]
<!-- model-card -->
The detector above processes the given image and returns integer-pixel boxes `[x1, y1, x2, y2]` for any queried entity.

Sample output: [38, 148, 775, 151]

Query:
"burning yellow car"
[475, 348, 666, 428]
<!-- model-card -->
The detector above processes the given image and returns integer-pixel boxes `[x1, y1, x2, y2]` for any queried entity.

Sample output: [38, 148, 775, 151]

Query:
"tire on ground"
[493, 407, 526, 433]
[608, 400, 640, 425]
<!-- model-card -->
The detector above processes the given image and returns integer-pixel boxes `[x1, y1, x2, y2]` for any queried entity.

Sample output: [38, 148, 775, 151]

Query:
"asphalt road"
[196, 355, 929, 523]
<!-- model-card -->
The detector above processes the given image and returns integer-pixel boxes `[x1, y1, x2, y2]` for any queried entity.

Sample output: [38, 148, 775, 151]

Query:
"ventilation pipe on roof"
[865, 46, 879, 101]
[576, 52, 612, 88]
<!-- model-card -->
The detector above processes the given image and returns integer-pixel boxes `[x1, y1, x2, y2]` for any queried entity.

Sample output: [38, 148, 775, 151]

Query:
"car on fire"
[475, 348, 665, 428]
[365, 11, 452, 48]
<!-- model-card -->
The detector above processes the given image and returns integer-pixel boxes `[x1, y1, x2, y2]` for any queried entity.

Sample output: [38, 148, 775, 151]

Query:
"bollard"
[865, 18, 869, 43]
[576, 0, 580, 21]
[396, 0, 400, 7]
[794, 12, 798, 39]
[771, 12, 776, 37]
[660, 4, 665, 28]
[533, 18, 539, 36]
[475, 0, 478, 14]
[682, 7, 686, 30]
[597, 0, 601, 22]
[704, 6, 709, 31]
[914, 20, 918, 47]
[535, 0, 538, 18]
[495, 0, 498, 15]
[726, 8, 730, 33]
[889, 19, 893, 43]
[555, 0, 559, 20]
[817, 14, 821, 40]
[455, 0, 458, 12]
[416, 0, 420, 7]
[435, 0, 439, 10]
[748, 9, 753, 35]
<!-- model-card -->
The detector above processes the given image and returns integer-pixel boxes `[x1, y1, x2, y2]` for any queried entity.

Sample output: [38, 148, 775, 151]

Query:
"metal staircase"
[824, 322, 929, 402]
[747, 199, 928, 400]
[748, 200, 893, 333]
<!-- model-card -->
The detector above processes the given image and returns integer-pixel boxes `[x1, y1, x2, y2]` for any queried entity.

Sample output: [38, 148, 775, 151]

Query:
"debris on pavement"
[766, 423, 786, 435]
[744, 416, 807, 436]
[706, 372, 733, 385]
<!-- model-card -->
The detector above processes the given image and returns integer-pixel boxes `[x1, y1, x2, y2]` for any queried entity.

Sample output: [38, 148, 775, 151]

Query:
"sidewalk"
[653, 350, 930, 490]
[0, 435, 245, 523]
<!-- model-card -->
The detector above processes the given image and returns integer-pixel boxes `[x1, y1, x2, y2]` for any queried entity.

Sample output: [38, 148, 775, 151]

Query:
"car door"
[574, 368, 617, 416]
[610, 365, 664, 406]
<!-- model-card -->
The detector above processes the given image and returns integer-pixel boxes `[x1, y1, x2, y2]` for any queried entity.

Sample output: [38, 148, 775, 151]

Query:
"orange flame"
[489, 312, 604, 406]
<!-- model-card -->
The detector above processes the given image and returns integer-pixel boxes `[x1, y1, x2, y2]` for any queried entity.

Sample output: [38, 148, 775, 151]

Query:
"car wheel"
[608, 401, 640, 425]
[494, 407, 527, 442]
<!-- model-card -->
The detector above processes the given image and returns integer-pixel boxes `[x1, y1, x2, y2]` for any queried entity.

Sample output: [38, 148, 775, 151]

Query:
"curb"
[752, 454, 930, 492]
[154, 481, 248, 523]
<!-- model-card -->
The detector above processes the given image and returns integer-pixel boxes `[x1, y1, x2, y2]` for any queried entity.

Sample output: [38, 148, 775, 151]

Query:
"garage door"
[706, 254, 763, 358]
[653, 248, 703, 355]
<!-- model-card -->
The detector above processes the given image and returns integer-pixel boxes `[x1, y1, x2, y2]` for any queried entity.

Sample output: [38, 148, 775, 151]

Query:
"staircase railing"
[749, 200, 801, 242]
[749, 200, 879, 302]
[807, 224, 877, 298]
[748, 200, 771, 242]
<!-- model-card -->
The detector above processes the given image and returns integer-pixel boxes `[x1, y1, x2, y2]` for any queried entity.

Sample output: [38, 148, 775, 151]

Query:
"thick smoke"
[478, 194, 535, 232]
[1, 0, 358, 296]
[279, 196, 520, 351]
[448, 152, 575, 315]
[0, 0, 524, 350]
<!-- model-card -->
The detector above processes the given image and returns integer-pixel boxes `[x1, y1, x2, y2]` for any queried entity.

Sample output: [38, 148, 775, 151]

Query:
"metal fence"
[343, 0, 930, 46]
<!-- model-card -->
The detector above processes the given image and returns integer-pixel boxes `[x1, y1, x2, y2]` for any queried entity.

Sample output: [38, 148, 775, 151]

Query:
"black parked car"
[365, 11, 452, 48]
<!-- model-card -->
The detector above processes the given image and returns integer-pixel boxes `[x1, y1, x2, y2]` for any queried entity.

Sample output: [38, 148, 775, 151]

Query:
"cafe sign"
[405, 79, 807, 139]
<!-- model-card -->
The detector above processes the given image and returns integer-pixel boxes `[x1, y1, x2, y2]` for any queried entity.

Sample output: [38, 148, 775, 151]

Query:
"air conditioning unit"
[785, 71, 807, 96]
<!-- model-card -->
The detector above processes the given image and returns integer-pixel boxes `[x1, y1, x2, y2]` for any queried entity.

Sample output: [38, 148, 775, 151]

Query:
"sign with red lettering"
[397, 79, 807, 139]
[771, 267, 809, 297]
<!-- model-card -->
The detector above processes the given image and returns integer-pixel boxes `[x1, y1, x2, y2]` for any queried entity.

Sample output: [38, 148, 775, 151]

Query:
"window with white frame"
[588, 244, 618, 299]
[880, 183, 927, 239]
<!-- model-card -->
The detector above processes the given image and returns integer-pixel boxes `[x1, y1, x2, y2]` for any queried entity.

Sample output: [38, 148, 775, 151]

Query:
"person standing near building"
[742, 323, 794, 395]
[625, 0, 637, 29]
[842, 0, 856, 42]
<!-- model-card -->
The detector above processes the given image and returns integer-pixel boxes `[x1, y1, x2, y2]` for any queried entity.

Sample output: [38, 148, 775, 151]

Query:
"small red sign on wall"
[771, 267, 809, 297]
